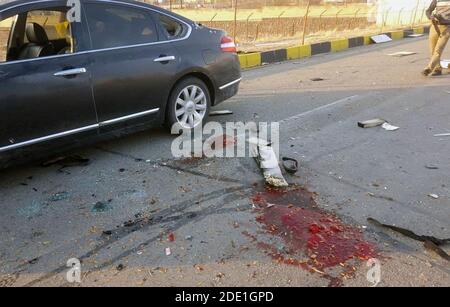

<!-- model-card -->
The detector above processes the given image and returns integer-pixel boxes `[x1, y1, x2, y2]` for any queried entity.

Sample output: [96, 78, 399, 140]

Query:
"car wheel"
[167, 77, 211, 130]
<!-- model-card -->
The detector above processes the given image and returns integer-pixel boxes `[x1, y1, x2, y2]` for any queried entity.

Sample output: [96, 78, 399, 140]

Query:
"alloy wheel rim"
[175, 85, 207, 129]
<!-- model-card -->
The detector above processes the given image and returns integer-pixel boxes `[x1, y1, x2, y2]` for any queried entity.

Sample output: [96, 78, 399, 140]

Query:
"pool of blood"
[251, 187, 377, 271]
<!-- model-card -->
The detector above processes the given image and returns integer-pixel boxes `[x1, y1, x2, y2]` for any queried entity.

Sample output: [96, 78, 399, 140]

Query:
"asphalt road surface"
[1, 36, 449, 287]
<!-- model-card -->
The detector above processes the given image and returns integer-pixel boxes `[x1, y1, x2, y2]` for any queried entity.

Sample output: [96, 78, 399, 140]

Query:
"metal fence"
[145, 1, 430, 52]
[0, 1, 431, 56]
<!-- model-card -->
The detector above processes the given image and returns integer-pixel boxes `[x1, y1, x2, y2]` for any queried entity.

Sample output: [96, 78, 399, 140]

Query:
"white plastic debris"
[165, 247, 171, 256]
[434, 133, 450, 137]
[382, 122, 400, 131]
[428, 194, 439, 199]
[440, 60, 450, 69]
[408, 34, 424, 38]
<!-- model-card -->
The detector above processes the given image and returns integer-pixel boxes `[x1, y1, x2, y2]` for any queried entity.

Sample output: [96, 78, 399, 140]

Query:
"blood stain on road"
[210, 134, 236, 151]
[249, 186, 377, 286]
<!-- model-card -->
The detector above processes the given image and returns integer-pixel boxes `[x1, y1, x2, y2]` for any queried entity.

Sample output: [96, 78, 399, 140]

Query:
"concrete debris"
[408, 34, 424, 38]
[371, 34, 392, 44]
[255, 144, 288, 188]
[388, 51, 417, 57]
[91, 201, 113, 213]
[358, 118, 386, 128]
[49, 191, 69, 202]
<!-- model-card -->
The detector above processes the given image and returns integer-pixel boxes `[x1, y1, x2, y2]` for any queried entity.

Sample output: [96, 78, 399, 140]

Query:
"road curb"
[238, 26, 430, 69]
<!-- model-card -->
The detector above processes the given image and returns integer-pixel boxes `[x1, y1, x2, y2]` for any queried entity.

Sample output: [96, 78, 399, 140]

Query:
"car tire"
[167, 77, 211, 131]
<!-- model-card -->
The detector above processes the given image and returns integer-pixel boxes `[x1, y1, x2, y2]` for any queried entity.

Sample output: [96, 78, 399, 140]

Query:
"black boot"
[430, 69, 442, 76]
[421, 68, 432, 76]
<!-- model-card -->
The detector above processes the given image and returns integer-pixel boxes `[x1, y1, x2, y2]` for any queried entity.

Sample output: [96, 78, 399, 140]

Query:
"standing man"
[422, 0, 450, 76]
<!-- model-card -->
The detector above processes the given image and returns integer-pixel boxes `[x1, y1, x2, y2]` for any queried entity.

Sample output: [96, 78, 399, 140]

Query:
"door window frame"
[82, 0, 191, 53]
[0, 0, 89, 66]
[83, 1, 161, 51]
[0, 0, 193, 65]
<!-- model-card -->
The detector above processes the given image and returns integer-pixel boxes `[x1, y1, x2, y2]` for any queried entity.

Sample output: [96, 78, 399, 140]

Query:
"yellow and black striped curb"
[238, 26, 430, 69]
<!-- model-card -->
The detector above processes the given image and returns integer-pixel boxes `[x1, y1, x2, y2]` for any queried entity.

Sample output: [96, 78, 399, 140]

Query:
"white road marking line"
[278, 95, 360, 124]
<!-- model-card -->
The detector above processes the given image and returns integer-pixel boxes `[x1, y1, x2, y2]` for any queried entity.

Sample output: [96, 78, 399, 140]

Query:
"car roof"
[0, 0, 192, 23]
[0, 0, 166, 10]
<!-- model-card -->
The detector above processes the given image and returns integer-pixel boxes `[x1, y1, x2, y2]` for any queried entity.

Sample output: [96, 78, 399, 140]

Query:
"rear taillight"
[220, 36, 237, 53]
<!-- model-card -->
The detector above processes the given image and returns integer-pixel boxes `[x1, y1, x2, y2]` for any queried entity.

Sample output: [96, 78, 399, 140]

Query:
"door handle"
[153, 55, 176, 63]
[54, 68, 87, 77]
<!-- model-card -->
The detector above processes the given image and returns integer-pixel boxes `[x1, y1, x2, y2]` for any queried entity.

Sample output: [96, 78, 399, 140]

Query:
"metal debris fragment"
[434, 133, 450, 137]
[310, 77, 325, 82]
[209, 110, 233, 116]
[282, 157, 299, 174]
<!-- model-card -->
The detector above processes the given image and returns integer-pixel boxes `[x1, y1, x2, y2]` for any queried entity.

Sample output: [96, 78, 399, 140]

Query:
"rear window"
[85, 3, 158, 49]
[157, 14, 186, 40]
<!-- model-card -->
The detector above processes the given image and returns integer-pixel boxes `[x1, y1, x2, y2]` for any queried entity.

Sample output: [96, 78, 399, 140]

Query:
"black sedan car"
[0, 0, 241, 165]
